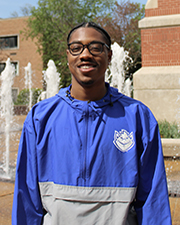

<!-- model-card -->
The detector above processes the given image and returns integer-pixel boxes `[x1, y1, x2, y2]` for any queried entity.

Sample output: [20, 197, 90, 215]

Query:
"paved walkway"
[0, 115, 180, 224]
[0, 181, 14, 225]
[170, 197, 180, 225]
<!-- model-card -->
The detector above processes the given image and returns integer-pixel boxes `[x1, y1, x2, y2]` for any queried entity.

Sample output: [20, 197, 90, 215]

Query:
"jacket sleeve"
[12, 114, 43, 225]
[135, 117, 172, 224]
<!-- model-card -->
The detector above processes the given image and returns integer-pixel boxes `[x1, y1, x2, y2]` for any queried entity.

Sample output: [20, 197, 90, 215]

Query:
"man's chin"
[81, 80, 94, 86]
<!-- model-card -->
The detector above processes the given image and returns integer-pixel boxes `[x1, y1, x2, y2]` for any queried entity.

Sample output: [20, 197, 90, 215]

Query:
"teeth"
[81, 65, 92, 69]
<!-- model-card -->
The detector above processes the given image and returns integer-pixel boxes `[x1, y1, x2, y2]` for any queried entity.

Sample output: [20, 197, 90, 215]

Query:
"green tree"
[14, 88, 43, 105]
[98, 0, 145, 79]
[23, 0, 114, 88]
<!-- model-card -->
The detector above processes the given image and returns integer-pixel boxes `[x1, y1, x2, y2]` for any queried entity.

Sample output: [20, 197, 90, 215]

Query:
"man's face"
[67, 27, 112, 88]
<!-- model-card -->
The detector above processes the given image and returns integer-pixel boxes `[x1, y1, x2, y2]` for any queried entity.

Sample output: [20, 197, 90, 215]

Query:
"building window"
[12, 88, 19, 103]
[0, 35, 18, 49]
[0, 61, 19, 76]
[13, 62, 19, 76]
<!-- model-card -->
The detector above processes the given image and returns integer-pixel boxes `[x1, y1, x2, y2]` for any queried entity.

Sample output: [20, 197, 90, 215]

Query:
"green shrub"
[158, 120, 180, 138]
[14, 88, 43, 106]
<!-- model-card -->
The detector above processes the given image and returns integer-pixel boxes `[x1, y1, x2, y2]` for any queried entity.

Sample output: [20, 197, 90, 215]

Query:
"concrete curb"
[162, 138, 180, 158]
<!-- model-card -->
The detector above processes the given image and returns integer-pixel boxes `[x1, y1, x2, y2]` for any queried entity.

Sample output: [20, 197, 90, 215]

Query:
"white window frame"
[0, 34, 19, 50]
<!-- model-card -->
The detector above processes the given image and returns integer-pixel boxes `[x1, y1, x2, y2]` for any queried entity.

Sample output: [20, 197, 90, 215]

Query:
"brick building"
[134, 0, 180, 123]
[0, 16, 43, 102]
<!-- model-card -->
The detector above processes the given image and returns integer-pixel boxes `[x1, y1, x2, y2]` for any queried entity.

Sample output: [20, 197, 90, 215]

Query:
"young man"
[12, 22, 172, 224]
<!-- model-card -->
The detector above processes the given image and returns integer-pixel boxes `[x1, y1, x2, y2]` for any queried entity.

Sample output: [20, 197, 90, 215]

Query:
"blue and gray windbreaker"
[12, 84, 172, 225]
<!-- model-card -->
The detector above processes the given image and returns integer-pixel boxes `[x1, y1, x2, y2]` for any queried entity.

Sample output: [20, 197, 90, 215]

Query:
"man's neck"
[70, 82, 107, 101]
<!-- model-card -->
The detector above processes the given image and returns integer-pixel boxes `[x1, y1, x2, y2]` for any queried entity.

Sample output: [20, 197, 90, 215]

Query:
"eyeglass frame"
[67, 41, 110, 56]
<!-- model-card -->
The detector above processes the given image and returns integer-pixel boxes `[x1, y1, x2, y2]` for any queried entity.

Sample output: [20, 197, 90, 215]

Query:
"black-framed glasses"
[68, 41, 110, 56]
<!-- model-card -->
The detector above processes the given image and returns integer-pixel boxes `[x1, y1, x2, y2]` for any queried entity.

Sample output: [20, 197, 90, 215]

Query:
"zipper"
[82, 102, 89, 186]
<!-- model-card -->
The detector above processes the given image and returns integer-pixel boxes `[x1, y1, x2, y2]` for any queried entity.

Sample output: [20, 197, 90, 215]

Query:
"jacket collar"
[57, 83, 123, 112]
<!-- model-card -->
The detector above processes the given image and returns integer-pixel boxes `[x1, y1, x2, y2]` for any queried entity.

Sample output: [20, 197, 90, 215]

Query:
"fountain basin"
[13, 105, 28, 115]
[162, 138, 180, 197]
[162, 138, 180, 158]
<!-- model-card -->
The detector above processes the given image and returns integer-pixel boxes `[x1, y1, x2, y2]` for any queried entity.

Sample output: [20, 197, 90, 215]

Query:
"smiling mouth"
[78, 65, 97, 74]
[78, 61, 97, 69]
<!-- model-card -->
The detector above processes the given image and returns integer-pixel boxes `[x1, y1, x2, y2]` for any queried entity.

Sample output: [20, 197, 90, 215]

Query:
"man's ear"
[66, 49, 69, 56]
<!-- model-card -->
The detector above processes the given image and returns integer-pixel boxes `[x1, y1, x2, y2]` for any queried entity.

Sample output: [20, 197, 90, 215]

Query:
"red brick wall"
[146, 0, 180, 17]
[141, 26, 180, 67]
[145, 0, 180, 17]
[0, 17, 43, 92]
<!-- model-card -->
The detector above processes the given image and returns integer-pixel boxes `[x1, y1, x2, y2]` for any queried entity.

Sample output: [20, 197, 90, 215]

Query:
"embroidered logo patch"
[113, 129, 134, 152]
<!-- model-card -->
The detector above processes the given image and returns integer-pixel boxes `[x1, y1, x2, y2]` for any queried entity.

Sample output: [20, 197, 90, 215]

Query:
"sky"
[0, 0, 148, 19]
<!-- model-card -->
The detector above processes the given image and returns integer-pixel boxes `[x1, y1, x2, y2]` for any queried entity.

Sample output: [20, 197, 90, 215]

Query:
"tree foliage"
[98, 0, 145, 79]
[11, 4, 33, 17]
[23, 0, 114, 88]
[22, 0, 144, 87]
[14, 88, 43, 105]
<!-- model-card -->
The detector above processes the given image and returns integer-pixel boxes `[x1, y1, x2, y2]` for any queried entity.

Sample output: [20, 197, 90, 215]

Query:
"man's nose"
[79, 46, 92, 58]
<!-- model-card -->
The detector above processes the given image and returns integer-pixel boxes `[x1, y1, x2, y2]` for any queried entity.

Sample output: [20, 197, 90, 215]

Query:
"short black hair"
[67, 22, 111, 47]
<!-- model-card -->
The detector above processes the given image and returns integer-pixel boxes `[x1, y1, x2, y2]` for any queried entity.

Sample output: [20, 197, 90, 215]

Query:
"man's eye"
[90, 45, 101, 52]
[71, 45, 82, 52]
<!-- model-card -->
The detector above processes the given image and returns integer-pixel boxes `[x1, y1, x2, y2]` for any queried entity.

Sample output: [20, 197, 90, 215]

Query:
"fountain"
[106, 42, 132, 97]
[37, 60, 60, 101]
[43, 60, 60, 99]
[0, 59, 61, 180]
[0, 58, 15, 179]
[24, 62, 32, 110]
